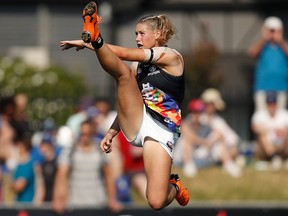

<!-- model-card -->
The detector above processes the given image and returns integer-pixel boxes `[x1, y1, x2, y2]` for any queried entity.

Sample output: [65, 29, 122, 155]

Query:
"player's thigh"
[143, 138, 172, 197]
[116, 70, 143, 140]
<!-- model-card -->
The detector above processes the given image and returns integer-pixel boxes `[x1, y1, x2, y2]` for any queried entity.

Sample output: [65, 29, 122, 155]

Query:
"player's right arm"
[100, 115, 120, 154]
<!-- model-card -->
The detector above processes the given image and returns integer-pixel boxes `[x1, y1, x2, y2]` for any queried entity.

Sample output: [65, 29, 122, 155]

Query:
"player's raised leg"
[82, 1, 143, 140]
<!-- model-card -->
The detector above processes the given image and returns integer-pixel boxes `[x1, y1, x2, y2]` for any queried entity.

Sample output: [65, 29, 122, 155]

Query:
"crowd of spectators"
[2, 88, 288, 211]
[174, 88, 243, 178]
[175, 89, 288, 179]
[174, 16, 288, 177]
[0, 94, 146, 213]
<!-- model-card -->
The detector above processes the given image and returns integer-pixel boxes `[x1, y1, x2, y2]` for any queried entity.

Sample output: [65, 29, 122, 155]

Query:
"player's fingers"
[104, 143, 112, 153]
[105, 148, 112, 153]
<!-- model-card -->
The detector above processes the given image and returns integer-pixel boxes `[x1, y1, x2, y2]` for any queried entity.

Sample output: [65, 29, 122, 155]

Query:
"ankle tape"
[91, 35, 104, 49]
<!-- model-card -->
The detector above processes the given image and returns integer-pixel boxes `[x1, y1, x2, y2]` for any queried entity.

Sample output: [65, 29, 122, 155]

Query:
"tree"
[183, 22, 223, 115]
[0, 56, 89, 130]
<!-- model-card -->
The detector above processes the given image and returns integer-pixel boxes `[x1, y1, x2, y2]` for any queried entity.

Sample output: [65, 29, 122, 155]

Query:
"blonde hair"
[137, 14, 176, 46]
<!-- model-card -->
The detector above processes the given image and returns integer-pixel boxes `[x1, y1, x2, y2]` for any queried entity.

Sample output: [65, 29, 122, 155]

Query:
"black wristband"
[91, 35, 104, 49]
[148, 48, 154, 63]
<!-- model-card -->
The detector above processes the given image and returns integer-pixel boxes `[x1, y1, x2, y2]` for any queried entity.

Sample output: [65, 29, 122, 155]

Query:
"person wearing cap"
[251, 91, 288, 171]
[200, 88, 242, 178]
[175, 97, 241, 178]
[200, 88, 240, 152]
[176, 98, 215, 177]
[248, 16, 288, 111]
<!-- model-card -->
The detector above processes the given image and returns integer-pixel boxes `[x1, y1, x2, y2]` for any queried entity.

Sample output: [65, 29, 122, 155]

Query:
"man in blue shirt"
[248, 16, 288, 111]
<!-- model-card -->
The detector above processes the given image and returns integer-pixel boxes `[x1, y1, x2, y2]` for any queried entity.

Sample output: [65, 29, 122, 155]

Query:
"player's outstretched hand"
[60, 40, 85, 51]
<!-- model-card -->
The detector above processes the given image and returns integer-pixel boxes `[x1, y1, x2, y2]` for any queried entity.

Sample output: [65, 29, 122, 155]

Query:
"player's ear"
[154, 30, 160, 39]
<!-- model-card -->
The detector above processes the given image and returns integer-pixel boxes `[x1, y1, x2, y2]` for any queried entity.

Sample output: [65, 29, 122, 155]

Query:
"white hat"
[263, 16, 283, 30]
[201, 88, 225, 111]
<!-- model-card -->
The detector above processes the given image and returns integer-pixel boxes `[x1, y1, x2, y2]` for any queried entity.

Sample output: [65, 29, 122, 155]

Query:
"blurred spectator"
[86, 105, 121, 195]
[93, 97, 123, 185]
[12, 135, 40, 204]
[93, 97, 117, 136]
[0, 96, 17, 203]
[251, 91, 288, 171]
[30, 117, 60, 203]
[175, 97, 242, 178]
[66, 96, 94, 138]
[176, 98, 218, 177]
[86, 106, 104, 144]
[248, 16, 288, 111]
[10, 93, 33, 139]
[115, 131, 146, 204]
[0, 96, 16, 159]
[52, 119, 122, 214]
[201, 89, 240, 158]
[200, 89, 242, 178]
[38, 134, 58, 203]
[31, 118, 60, 164]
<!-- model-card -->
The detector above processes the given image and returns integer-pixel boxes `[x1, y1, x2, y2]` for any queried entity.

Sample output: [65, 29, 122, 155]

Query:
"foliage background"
[182, 23, 223, 116]
[0, 56, 89, 130]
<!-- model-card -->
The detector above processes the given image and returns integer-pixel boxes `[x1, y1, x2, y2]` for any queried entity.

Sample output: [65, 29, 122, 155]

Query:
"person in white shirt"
[200, 88, 242, 178]
[251, 91, 288, 171]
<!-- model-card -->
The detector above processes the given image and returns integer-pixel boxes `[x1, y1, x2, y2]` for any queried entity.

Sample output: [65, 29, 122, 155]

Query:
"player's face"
[135, 23, 159, 49]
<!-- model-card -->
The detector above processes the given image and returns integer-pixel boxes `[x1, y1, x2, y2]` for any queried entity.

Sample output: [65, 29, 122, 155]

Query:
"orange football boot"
[170, 174, 190, 206]
[81, 1, 101, 43]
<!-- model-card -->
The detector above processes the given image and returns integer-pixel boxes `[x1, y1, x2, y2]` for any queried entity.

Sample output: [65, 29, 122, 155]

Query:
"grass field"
[174, 165, 288, 201]
[133, 163, 288, 204]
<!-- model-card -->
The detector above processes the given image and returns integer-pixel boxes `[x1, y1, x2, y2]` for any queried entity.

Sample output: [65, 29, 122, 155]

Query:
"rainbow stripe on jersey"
[141, 82, 181, 133]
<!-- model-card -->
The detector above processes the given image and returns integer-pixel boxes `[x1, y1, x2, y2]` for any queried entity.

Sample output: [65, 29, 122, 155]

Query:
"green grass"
[132, 164, 288, 204]
[172, 165, 288, 201]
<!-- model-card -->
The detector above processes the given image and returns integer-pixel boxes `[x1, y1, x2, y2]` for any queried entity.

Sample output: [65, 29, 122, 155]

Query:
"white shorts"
[124, 105, 179, 159]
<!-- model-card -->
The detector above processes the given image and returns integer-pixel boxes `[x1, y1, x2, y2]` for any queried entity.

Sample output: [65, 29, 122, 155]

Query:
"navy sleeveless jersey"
[136, 61, 185, 133]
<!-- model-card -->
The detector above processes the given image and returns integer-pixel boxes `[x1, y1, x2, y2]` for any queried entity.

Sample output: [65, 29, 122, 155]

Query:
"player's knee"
[147, 195, 166, 211]
[118, 71, 135, 84]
